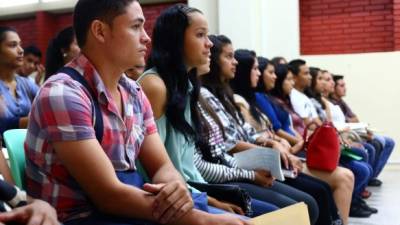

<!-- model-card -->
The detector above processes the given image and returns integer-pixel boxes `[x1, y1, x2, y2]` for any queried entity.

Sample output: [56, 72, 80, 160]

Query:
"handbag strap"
[303, 121, 339, 150]
[57, 67, 104, 143]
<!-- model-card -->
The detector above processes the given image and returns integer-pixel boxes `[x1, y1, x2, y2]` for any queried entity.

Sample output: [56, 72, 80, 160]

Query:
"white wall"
[218, 0, 262, 51]
[188, 0, 218, 34]
[260, 0, 300, 58]
[190, 0, 299, 57]
[303, 52, 400, 162]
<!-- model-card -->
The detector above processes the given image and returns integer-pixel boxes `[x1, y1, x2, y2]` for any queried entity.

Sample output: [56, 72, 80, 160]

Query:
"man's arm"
[139, 132, 195, 223]
[52, 139, 157, 220]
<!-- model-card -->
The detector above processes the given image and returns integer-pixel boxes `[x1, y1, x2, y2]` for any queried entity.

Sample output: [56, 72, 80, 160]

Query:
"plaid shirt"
[24, 54, 157, 222]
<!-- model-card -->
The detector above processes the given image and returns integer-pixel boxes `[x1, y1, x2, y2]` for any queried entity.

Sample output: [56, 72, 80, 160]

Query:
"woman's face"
[322, 71, 335, 94]
[0, 31, 23, 69]
[282, 71, 295, 96]
[262, 64, 276, 91]
[314, 70, 326, 94]
[250, 57, 261, 88]
[183, 12, 213, 70]
[219, 44, 237, 81]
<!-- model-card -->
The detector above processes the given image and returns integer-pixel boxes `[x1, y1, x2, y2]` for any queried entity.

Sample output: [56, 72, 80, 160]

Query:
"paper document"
[251, 202, 310, 225]
[282, 169, 297, 179]
[334, 122, 368, 132]
[234, 147, 284, 181]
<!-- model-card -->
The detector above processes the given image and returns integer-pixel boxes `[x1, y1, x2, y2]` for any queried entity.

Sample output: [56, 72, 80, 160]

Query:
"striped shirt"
[194, 88, 255, 183]
[25, 54, 157, 222]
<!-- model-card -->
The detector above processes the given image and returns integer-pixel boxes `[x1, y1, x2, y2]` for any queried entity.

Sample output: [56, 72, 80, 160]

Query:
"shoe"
[360, 199, 378, 214]
[368, 178, 382, 187]
[349, 203, 372, 218]
[361, 189, 372, 199]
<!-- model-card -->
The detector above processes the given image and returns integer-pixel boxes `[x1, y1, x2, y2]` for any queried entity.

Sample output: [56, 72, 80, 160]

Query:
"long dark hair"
[147, 4, 202, 141]
[231, 49, 264, 124]
[201, 35, 243, 125]
[270, 64, 292, 107]
[45, 26, 75, 79]
[305, 67, 326, 109]
[256, 56, 274, 92]
[268, 64, 294, 125]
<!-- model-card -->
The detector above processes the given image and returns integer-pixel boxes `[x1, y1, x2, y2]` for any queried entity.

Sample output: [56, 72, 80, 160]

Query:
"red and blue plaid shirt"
[24, 54, 157, 222]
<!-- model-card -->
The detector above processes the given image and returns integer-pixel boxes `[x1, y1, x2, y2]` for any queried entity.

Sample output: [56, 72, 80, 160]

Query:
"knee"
[385, 137, 395, 149]
[338, 167, 355, 190]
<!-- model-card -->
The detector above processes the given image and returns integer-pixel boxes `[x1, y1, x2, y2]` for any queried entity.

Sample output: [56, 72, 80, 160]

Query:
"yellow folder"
[251, 202, 310, 225]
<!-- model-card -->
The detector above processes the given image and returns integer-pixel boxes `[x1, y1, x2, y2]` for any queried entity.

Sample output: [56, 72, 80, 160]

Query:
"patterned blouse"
[194, 98, 255, 183]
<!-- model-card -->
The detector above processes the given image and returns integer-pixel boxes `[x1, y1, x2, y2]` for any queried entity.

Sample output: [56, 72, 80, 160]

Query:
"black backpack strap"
[57, 67, 104, 143]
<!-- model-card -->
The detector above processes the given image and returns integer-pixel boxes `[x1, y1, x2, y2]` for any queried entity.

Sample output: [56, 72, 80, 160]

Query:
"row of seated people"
[0, 1, 395, 225]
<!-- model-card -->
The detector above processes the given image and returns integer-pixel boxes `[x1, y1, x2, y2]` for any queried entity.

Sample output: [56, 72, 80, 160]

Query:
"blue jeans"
[340, 156, 371, 197]
[362, 142, 376, 167]
[372, 135, 395, 178]
[230, 181, 319, 225]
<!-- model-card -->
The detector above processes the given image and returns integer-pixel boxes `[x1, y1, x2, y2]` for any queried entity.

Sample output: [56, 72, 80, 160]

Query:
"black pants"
[230, 180, 319, 225]
[283, 173, 342, 225]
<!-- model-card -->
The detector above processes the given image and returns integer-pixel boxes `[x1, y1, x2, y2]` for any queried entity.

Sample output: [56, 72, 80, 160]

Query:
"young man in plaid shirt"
[24, 0, 251, 225]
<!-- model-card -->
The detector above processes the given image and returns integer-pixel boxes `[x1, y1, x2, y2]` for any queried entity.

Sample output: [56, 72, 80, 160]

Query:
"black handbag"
[187, 181, 253, 216]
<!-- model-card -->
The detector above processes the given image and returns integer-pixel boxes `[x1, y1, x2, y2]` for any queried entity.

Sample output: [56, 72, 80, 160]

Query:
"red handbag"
[303, 122, 340, 172]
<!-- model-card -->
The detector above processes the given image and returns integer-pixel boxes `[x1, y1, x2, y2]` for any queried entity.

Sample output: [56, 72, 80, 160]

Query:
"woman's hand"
[208, 197, 245, 215]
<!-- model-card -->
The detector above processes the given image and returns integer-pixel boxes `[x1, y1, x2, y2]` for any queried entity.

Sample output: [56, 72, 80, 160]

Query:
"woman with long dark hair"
[232, 52, 348, 225]
[45, 26, 80, 80]
[199, 35, 322, 224]
[138, 4, 274, 221]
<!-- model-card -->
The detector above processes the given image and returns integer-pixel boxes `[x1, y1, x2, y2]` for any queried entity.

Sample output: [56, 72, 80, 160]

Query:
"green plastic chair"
[3, 129, 27, 189]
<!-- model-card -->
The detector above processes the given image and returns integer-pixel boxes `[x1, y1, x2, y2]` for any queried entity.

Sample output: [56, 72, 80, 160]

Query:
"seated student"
[45, 26, 80, 81]
[137, 5, 277, 217]
[230, 49, 348, 225]
[254, 57, 304, 152]
[289, 59, 322, 129]
[198, 36, 321, 224]
[257, 63, 354, 224]
[0, 27, 39, 143]
[16, 45, 44, 85]
[270, 56, 287, 67]
[25, 1, 250, 225]
[0, 142, 60, 225]
[307, 68, 376, 218]
[330, 75, 395, 187]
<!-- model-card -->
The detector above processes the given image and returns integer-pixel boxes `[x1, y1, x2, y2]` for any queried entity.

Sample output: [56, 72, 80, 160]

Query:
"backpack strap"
[57, 67, 104, 143]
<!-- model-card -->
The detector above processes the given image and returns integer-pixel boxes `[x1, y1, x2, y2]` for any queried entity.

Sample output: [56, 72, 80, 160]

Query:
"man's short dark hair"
[24, 45, 42, 58]
[73, 0, 136, 48]
[333, 74, 344, 83]
[288, 59, 306, 76]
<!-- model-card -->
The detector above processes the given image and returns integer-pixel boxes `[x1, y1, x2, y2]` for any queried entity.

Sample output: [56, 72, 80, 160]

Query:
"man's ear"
[89, 20, 109, 44]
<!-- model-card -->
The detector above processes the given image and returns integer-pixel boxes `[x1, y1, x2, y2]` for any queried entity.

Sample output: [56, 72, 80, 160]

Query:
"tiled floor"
[349, 164, 400, 225]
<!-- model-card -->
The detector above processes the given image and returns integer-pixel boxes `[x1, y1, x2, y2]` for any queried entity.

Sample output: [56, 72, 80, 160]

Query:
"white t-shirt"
[328, 101, 346, 124]
[290, 88, 318, 120]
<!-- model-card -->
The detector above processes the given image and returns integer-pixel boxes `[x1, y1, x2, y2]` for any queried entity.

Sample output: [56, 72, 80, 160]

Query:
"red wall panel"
[0, 1, 185, 61]
[300, 0, 396, 54]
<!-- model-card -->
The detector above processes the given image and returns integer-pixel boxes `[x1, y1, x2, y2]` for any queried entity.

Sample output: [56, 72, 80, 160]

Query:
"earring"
[63, 53, 67, 58]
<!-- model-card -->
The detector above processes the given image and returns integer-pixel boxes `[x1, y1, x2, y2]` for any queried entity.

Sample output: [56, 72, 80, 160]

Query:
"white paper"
[234, 147, 285, 181]
[333, 122, 369, 132]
